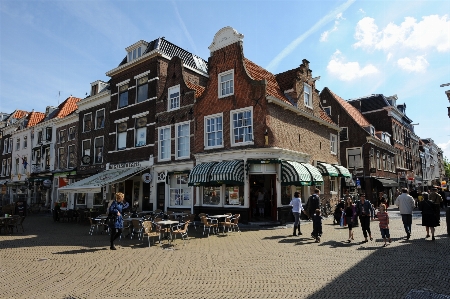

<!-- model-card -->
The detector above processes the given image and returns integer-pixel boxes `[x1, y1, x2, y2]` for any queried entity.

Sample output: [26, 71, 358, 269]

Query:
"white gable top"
[208, 26, 244, 54]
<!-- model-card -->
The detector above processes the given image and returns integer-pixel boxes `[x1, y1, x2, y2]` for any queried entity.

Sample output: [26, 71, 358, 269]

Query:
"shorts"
[380, 228, 390, 239]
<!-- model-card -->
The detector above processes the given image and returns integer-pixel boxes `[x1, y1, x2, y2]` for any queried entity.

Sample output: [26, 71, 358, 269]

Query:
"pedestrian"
[344, 196, 356, 243]
[410, 188, 418, 208]
[419, 192, 440, 241]
[109, 192, 129, 250]
[356, 194, 374, 243]
[290, 191, 303, 236]
[372, 204, 391, 246]
[395, 188, 415, 239]
[378, 192, 388, 209]
[312, 208, 323, 242]
[437, 188, 446, 210]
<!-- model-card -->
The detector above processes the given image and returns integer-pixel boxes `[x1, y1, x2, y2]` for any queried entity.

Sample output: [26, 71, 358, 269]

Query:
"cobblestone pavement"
[0, 207, 449, 299]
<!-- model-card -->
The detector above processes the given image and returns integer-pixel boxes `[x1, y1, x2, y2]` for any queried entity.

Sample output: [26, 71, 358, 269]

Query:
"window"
[225, 185, 244, 206]
[376, 151, 381, 170]
[203, 186, 221, 205]
[83, 113, 92, 132]
[8, 138, 12, 153]
[158, 126, 171, 161]
[168, 85, 180, 110]
[205, 114, 223, 148]
[34, 149, 41, 164]
[137, 76, 148, 103]
[76, 193, 86, 205]
[91, 84, 98, 96]
[387, 155, 391, 172]
[67, 145, 75, 168]
[6, 158, 11, 175]
[94, 137, 104, 164]
[169, 174, 191, 207]
[347, 148, 362, 169]
[95, 109, 105, 129]
[231, 108, 253, 145]
[1, 160, 5, 176]
[370, 148, 375, 168]
[21, 157, 27, 174]
[16, 138, 20, 151]
[118, 84, 128, 108]
[58, 147, 66, 169]
[304, 83, 312, 108]
[330, 133, 337, 154]
[45, 127, 52, 141]
[340, 127, 348, 141]
[135, 117, 147, 147]
[82, 139, 91, 162]
[117, 122, 127, 150]
[330, 178, 337, 192]
[15, 158, 19, 174]
[59, 130, 66, 143]
[219, 70, 234, 98]
[176, 123, 190, 159]
[383, 154, 387, 170]
[44, 147, 50, 169]
[3, 138, 8, 153]
[323, 106, 331, 116]
[68, 127, 75, 140]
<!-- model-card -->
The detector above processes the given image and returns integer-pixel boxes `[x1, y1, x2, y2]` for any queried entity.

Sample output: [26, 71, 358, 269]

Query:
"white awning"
[58, 167, 148, 193]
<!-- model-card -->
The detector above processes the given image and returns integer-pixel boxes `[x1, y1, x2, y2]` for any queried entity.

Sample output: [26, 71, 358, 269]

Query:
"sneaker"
[432, 236, 435, 241]
[298, 232, 303, 235]
[426, 235, 430, 238]
[110, 246, 117, 250]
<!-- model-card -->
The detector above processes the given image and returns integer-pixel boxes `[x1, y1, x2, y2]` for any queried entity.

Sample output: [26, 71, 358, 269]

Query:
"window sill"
[204, 145, 224, 150]
[219, 93, 234, 99]
[231, 141, 254, 147]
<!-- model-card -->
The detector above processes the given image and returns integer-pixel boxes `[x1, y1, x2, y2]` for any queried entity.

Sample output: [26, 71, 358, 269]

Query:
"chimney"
[302, 59, 310, 69]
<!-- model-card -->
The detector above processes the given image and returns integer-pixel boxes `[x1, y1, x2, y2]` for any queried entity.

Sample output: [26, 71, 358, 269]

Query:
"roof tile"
[328, 89, 371, 127]
[55, 96, 81, 118]
[12, 110, 28, 119]
[26, 112, 45, 127]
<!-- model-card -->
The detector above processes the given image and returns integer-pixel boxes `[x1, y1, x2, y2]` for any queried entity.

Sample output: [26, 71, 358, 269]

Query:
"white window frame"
[9, 138, 13, 153]
[1, 160, 5, 176]
[347, 147, 362, 169]
[158, 125, 171, 161]
[118, 83, 129, 109]
[330, 133, 337, 155]
[6, 158, 11, 175]
[377, 151, 381, 170]
[15, 158, 19, 174]
[94, 136, 104, 164]
[16, 138, 20, 151]
[218, 69, 234, 98]
[21, 157, 27, 174]
[175, 121, 190, 159]
[304, 83, 312, 108]
[230, 107, 254, 147]
[168, 85, 180, 111]
[134, 117, 147, 148]
[330, 177, 337, 194]
[95, 109, 105, 129]
[204, 113, 224, 149]
[3, 138, 8, 154]
[323, 106, 331, 116]
[83, 113, 92, 133]
[82, 139, 91, 162]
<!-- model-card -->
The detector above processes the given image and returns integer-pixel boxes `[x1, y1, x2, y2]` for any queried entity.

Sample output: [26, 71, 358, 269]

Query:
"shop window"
[135, 117, 147, 147]
[94, 137, 104, 164]
[93, 193, 103, 206]
[281, 186, 292, 205]
[176, 122, 189, 159]
[136, 76, 148, 103]
[225, 185, 244, 206]
[330, 178, 337, 193]
[76, 193, 86, 205]
[202, 186, 221, 205]
[169, 174, 191, 207]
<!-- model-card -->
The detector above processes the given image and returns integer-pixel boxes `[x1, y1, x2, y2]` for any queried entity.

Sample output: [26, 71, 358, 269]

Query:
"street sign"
[356, 178, 360, 187]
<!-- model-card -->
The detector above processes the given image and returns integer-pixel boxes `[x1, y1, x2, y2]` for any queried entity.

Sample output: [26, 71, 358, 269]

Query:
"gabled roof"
[54, 96, 81, 119]
[26, 111, 45, 127]
[186, 81, 205, 98]
[243, 58, 289, 104]
[12, 110, 28, 119]
[348, 94, 389, 113]
[317, 110, 335, 125]
[326, 88, 371, 127]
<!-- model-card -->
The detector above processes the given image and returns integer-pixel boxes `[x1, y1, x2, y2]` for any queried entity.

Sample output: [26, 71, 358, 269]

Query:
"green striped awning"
[188, 162, 217, 186]
[316, 162, 340, 177]
[210, 160, 244, 185]
[281, 161, 324, 186]
[332, 165, 352, 178]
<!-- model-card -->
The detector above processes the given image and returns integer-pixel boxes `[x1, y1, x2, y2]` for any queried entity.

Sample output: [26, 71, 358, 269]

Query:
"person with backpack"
[307, 189, 321, 237]
[109, 192, 129, 250]
[356, 194, 374, 243]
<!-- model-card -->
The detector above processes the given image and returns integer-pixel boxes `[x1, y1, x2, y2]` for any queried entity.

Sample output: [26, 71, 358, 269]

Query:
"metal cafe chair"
[171, 221, 190, 245]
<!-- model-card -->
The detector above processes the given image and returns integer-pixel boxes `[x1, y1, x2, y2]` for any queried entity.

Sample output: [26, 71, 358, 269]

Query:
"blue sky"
[1, 0, 449, 157]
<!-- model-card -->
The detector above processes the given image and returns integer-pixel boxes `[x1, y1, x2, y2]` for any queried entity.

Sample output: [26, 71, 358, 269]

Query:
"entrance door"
[249, 174, 277, 221]
[157, 182, 165, 211]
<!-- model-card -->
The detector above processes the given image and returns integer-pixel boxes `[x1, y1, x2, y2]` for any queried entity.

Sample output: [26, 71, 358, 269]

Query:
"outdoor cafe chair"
[14, 216, 25, 233]
[229, 214, 241, 233]
[88, 217, 108, 235]
[200, 216, 218, 237]
[183, 213, 196, 230]
[131, 220, 144, 240]
[172, 220, 190, 245]
[7, 217, 19, 234]
[142, 221, 160, 247]
[219, 215, 233, 233]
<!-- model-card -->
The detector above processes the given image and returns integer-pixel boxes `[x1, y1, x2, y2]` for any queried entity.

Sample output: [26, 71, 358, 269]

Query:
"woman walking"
[419, 192, 440, 241]
[290, 191, 303, 236]
[356, 194, 374, 243]
[109, 192, 129, 250]
[344, 196, 356, 242]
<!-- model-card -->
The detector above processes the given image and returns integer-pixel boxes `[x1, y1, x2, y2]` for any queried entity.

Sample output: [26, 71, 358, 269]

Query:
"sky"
[0, 0, 449, 157]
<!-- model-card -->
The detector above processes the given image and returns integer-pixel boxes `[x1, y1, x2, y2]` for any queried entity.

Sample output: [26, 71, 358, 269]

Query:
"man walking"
[395, 188, 415, 239]
[308, 189, 321, 237]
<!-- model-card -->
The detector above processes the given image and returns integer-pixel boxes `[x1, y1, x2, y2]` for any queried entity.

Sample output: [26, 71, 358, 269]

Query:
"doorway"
[157, 182, 165, 211]
[249, 174, 277, 221]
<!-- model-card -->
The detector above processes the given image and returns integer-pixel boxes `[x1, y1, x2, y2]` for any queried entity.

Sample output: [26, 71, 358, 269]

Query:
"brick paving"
[0, 208, 449, 299]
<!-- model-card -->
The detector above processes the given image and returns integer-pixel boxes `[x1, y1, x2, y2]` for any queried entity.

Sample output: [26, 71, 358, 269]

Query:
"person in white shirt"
[290, 192, 304, 236]
[394, 188, 415, 239]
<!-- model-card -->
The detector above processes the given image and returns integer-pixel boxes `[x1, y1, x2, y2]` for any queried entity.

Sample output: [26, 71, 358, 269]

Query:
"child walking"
[372, 204, 391, 247]
[312, 209, 323, 243]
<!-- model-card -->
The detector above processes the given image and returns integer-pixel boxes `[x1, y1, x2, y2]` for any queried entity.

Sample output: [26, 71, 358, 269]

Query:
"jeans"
[293, 212, 300, 227]
[359, 216, 371, 238]
[401, 214, 412, 234]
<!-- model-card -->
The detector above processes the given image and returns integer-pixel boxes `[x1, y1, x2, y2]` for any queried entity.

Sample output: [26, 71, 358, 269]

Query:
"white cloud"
[327, 50, 379, 81]
[320, 31, 330, 42]
[320, 12, 345, 42]
[397, 56, 429, 72]
[438, 140, 450, 159]
[359, 8, 366, 14]
[353, 15, 450, 52]
[387, 53, 393, 61]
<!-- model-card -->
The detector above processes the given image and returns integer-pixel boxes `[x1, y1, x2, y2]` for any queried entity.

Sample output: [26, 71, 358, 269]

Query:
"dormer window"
[91, 84, 98, 96]
[126, 40, 148, 63]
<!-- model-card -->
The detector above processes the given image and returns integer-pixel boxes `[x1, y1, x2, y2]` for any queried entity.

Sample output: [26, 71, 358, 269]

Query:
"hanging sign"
[142, 173, 152, 183]
[43, 179, 52, 188]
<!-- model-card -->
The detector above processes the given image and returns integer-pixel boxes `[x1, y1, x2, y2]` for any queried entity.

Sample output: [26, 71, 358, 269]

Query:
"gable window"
[231, 108, 253, 146]
[45, 127, 52, 141]
[159, 126, 171, 161]
[16, 138, 20, 151]
[58, 147, 66, 169]
[83, 113, 92, 132]
[205, 114, 223, 149]
[340, 127, 348, 141]
[23, 136, 27, 149]
[168, 85, 180, 110]
[347, 148, 362, 169]
[67, 145, 75, 168]
[323, 106, 331, 116]
[68, 127, 75, 140]
[94, 137, 104, 164]
[95, 109, 105, 129]
[304, 83, 312, 108]
[59, 130, 66, 143]
[219, 70, 234, 98]
[135, 117, 147, 147]
[137, 76, 148, 103]
[176, 122, 190, 159]
[15, 158, 19, 174]
[118, 84, 129, 108]
[117, 122, 127, 150]
[82, 139, 91, 162]
[330, 133, 337, 154]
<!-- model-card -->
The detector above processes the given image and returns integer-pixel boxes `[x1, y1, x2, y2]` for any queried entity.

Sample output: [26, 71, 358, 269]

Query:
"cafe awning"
[281, 161, 323, 186]
[332, 165, 352, 178]
[59, 167, 148, 193]
[375, 178, 399, 187]
[188, 162, 217, 186]
[316, 162, 340, 177]
[210, 160, 244, 185]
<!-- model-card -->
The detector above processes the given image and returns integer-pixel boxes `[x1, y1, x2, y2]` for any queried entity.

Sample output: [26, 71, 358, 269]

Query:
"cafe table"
[155, 220, 179, 244]
[208, 215, 231, 234]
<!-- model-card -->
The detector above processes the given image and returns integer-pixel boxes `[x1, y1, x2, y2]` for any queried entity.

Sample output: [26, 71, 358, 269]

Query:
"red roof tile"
[55, 96, 81, 118]
[243, 58, 289, 104]
[12, 110, 28, 119]
[26, 112, 45, 127]
[186, 81, 205, 98]
[318, 110, 335, 125]
[328, 89, 371, 127]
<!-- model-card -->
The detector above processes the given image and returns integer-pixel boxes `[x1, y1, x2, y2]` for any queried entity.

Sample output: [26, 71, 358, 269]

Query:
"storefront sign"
[142, 173, 152, 183]
[108, 160, 151, 169]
